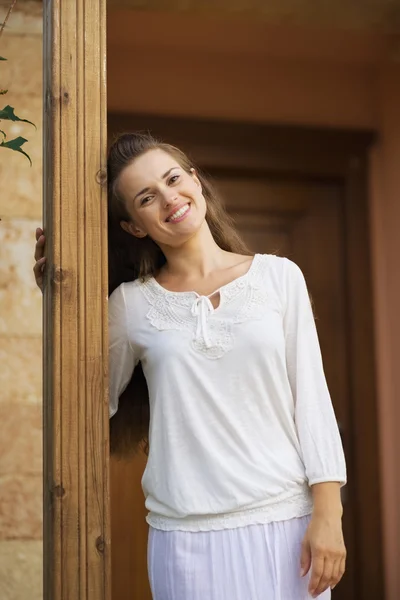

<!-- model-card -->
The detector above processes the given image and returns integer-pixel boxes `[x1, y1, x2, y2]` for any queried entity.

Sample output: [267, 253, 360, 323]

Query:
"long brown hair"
[107, 132, 250, 457]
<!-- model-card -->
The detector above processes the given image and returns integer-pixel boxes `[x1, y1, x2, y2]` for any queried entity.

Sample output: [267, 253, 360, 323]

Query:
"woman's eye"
[140, 196, 152, 206]
[169, 175, 180, 185]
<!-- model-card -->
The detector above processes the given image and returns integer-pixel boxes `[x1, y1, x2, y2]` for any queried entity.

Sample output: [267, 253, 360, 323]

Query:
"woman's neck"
[158, 221, 229, 281]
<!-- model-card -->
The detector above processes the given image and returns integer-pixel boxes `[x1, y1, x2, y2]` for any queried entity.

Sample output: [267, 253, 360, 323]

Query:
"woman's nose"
[163, 193, 178, 207]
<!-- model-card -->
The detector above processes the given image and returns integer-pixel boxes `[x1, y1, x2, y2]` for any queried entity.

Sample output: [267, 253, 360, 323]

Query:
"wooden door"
[111, 454, 150, 600]
[108, 113, 383, 600]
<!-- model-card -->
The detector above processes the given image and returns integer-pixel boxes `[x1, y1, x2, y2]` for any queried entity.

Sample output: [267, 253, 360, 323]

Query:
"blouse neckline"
[137, 253, 270, 359]
[147, 253, 260, 301]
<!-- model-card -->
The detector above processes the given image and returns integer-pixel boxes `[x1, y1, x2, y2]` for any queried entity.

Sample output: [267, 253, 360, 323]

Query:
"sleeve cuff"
[308, 476, 347, 488]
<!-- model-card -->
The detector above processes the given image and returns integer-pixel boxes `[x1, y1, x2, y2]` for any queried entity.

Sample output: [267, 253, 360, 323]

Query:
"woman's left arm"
[281, 258, 347, 597]
[301, 482, 346, 597]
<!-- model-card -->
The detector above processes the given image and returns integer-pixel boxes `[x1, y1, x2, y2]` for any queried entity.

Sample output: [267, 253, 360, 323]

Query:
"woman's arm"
[32, 227, 136, 417]
[311, 481, 343, 516]
[33, 227, 137, 418]
[301, 482, 346, 597]
[281, 258, 347, 596]
[108, 284, 138, 418]
[282, 258, 347, 488]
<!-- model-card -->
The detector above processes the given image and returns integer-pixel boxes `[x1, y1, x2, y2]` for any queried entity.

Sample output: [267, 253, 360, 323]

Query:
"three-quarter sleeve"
[108, 284, 138, 418]
[282, 258, 347, 487]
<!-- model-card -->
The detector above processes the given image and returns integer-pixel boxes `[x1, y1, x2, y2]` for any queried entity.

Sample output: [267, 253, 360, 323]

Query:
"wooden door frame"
[42, 2, 110, 599]
[108, 112, 384, 599]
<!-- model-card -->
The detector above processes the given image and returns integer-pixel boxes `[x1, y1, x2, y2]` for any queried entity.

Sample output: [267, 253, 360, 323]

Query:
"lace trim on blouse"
[139, 254, 279, 359]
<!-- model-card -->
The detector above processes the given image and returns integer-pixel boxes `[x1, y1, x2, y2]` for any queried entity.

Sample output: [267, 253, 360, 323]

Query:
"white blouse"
[109, 254, 346, 532]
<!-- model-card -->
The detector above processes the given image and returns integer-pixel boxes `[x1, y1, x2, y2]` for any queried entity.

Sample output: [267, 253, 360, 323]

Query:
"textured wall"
[0, 2, 43, 599]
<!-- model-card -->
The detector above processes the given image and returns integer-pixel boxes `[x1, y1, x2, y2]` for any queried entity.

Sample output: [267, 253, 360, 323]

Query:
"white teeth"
[168, 204, 189, 221]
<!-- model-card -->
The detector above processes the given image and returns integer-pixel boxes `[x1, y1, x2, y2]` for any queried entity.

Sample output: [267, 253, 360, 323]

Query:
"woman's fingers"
[309, 551, 346, 597]
[34, 235, 45, 262]
[311, 556, 334, 597]
[332, 555, 346, 590]
[300, 539, 312, 578]
[33, 256, 46, 291]
[308, 555, 325, 597]
[33, 228, 46, 292]
[33, 256, 46, 276]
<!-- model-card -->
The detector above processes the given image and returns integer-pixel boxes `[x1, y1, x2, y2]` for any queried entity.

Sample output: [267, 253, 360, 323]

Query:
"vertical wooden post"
[42, 1, 110, 599]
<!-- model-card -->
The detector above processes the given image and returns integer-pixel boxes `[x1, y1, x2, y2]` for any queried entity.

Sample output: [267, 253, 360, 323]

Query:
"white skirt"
[148, 515, 331, 600]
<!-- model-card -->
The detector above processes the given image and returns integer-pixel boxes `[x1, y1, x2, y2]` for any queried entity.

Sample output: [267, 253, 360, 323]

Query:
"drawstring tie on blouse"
[191, 296, 215, 348]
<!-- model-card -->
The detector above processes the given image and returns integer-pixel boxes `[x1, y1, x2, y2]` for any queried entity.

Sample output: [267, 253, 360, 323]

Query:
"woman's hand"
[300, 497, 346, 597]
[33, 227, 46, 292]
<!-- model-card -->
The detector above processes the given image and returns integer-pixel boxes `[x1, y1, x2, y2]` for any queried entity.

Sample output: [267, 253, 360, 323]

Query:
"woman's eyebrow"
[162, 167, 178, 179]
[133, 167, 178, 201]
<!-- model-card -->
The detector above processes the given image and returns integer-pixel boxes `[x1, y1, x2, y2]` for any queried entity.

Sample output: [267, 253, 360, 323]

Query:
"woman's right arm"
[108, 284, 138, 418]
[32, 228, 137, 419]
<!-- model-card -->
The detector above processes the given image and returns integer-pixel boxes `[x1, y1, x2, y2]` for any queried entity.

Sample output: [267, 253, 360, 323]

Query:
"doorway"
[108, 113, 384, 600]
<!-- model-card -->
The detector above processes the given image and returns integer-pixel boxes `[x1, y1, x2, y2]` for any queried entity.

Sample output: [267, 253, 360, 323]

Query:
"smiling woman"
[37, 129, 347, 600]
[104, 131, 347, 599]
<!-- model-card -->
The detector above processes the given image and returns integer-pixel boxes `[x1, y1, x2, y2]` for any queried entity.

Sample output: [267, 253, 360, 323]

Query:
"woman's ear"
[190, 168, 202, 191]
[120, 220, 147, 239]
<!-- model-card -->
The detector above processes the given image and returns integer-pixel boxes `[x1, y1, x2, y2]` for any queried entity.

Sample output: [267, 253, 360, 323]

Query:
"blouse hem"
[146, 491, 314, 532]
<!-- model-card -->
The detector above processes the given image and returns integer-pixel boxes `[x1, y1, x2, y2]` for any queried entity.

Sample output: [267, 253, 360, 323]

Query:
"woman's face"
[117, 149, 207, 248]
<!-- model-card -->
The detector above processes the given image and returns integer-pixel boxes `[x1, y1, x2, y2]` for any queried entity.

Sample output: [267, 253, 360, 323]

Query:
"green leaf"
[0, 105, 36, 128]
[0, 89, 8, 95]
[0, 136, 32, 165]
[0, 57, 7, 61]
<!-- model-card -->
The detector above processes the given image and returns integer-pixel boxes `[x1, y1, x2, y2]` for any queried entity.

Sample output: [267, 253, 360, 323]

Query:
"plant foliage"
[0, 1, 35, 164]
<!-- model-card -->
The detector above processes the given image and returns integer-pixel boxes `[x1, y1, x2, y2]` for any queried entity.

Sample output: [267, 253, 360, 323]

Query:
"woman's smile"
[166, 203, 191, 223]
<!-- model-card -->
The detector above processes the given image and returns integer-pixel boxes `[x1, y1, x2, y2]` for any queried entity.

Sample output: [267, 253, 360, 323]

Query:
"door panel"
[111, 454, 151, 600]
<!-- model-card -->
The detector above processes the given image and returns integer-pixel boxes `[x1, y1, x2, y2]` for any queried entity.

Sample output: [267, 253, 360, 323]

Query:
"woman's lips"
[166, 203, 191, 223]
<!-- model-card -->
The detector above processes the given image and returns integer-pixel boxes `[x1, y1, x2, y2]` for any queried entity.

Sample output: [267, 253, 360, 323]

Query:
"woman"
[34, 132, 346, 599]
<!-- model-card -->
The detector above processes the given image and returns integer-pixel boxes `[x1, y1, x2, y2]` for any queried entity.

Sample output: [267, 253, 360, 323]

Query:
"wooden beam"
[42, 1, 110, 599]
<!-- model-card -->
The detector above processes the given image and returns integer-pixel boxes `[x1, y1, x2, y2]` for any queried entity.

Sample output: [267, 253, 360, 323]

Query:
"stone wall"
[0, 2, 43, 599]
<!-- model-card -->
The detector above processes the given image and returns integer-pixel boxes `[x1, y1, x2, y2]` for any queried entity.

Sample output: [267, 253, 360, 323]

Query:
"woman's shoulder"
[254, 254, 305, 292]
[257, 253, 302, 275]
[108, 278, 150, 314]
[108, 278, 152, 337]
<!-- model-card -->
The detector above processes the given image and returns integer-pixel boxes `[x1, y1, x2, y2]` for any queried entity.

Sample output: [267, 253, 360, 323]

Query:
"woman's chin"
[161, 226, 203, 249]
[152, 213, 207, 248]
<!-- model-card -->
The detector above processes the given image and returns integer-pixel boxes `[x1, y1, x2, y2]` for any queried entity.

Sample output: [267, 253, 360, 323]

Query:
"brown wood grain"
[343, 155, 385, 599]
[43, 1, 110, 599]
[111, 456, 152, 600]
